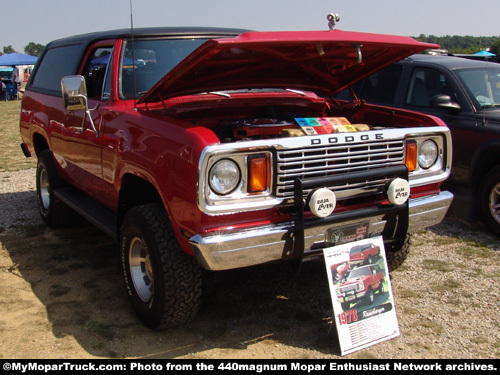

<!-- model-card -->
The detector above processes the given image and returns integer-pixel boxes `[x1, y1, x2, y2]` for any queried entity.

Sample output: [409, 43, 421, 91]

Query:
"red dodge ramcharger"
[19, 25, 453, 328]
[349, 242, 381, 266]
[336, 264, 385, 311]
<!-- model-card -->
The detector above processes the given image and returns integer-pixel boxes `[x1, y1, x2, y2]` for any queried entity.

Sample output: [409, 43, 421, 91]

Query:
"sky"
[2, 0, 499, 53]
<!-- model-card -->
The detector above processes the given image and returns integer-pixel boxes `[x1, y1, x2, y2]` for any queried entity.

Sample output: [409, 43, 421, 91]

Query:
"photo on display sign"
[323, 236, 400, 356]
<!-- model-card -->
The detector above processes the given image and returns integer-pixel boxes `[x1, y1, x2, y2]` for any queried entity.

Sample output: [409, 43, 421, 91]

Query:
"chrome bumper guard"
[190, 166, 453, 271]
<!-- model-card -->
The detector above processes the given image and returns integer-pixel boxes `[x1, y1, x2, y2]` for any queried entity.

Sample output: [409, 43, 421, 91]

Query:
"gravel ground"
[1, 168, 499, 359]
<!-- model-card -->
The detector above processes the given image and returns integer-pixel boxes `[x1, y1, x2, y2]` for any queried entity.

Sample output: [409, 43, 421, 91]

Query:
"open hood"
[138, 29, 438, 104]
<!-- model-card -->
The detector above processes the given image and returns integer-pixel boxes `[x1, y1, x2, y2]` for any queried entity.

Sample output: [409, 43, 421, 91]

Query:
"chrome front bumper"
[190, 191, 453, 271]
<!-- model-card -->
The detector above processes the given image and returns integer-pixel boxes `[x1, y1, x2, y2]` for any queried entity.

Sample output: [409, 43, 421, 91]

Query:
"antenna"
[130, 0, 137, 109]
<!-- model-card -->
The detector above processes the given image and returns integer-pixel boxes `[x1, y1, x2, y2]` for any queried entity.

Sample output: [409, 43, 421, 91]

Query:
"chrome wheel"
[38, 167, 50, 212]
[489, 182, 500, 224]
[120, 204, 202, 329]
[129, 237, 154, 302]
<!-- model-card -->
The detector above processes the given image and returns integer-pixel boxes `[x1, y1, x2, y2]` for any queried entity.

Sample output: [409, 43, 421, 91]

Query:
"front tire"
[120, 204, 202, 329]
[479, 166, 500, 236]
[385, 234, 411, 271]
[365, 288, 375, 305]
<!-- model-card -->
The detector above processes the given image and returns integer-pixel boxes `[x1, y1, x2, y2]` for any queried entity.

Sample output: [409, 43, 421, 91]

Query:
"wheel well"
[118, 174, 163, 228]
[471, 146, 500, 194]
[33, 133, 49, 157]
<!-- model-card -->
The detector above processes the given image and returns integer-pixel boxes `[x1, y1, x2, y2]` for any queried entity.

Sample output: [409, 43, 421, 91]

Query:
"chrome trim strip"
[190, 190, 453, 270]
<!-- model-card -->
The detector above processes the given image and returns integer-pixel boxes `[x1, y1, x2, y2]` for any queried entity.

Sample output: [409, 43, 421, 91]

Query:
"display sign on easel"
[324, 236, 400, 355]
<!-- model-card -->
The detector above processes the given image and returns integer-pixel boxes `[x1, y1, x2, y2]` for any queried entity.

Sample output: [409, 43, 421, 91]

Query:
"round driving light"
[309, 188, 336, 217]
[387, 178, 410, 205]
[209, 159, 240, 195]
[418, 140, 438, 169]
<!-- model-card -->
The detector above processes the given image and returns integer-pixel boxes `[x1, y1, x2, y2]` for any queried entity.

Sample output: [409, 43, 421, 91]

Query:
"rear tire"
[36, 150, 75, 227]
[479, 166, 500, 236]
[120, 203, 202, 329]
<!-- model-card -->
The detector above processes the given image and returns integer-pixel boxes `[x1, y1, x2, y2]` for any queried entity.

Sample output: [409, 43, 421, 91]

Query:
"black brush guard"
[285, 165, 409, 260]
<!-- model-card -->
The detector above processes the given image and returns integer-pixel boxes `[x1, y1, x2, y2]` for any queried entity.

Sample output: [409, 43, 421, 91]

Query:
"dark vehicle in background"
[341, 54, 500, 235]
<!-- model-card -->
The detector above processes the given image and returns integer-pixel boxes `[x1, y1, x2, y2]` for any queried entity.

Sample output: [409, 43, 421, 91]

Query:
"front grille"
[276, 139, 405, 199]
[339, 284, 357, 293]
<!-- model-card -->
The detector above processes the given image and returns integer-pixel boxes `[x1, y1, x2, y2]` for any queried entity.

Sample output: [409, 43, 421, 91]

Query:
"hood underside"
[138, 29, 439, 104]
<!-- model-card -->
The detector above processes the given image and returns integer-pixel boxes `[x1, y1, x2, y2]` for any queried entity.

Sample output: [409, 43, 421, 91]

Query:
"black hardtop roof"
[403, 53, 498, 70]
[47, 27, 250, 48]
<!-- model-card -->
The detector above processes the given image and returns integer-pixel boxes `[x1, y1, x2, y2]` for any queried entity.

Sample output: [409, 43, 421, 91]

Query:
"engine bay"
[161, 96, 437, 143]
[217, 116, 373, 143]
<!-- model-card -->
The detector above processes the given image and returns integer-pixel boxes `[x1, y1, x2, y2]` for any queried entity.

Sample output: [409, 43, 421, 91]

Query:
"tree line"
[1, 42, 45, 57]
[414, 34, 500, 55]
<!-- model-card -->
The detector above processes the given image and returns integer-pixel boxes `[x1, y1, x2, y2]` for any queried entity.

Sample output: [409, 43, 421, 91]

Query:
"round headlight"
[209, 159, 240, 195]
[418, 140, 438, 169]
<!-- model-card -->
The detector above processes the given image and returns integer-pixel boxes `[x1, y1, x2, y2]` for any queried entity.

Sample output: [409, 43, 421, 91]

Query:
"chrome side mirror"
[61, 75, 98, 134]
[62, 75, 87, 110]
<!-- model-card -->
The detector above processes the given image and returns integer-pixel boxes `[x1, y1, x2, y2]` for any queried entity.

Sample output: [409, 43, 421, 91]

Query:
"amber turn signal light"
[405, 141, 417, 172]
[248, 154, 270, 193]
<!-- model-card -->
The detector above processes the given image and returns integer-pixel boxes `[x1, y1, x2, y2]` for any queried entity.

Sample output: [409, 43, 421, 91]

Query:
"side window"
[356, 64, 403, 105]
[31, 44, 84, 93]
[81, 47, 114, 100]
[406, 67, 455, 107]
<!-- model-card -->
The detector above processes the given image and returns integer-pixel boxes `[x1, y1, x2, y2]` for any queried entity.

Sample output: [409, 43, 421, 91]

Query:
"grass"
[398, 288, 421, 299]
[422, 259, 453, 272]
[418, 320, 444, 335]
[84, 320, 114, 340]
[433, 279, 462, 293]
[0, 99, 36, 171]
[457, 240, 492, 259]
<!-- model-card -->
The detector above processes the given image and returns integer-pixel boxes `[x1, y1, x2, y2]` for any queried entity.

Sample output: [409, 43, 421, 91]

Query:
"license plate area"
[327, 222, 369, 246]
[288, 165, 409, 261]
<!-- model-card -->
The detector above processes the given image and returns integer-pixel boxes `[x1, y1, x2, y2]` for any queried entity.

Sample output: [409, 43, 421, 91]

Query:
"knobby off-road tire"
[120, 203, 202, 330]
[365, 288, 375, 305]
[378, 279, 385, 294]
[36, 150, 75, 227]
[479, 166, 500, 236]
[341, 302, 350, 311]
[384, 233, 412, 271]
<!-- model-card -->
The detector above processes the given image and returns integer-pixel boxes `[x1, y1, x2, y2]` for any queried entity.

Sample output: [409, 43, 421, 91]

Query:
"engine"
[217, 117, 372, 143]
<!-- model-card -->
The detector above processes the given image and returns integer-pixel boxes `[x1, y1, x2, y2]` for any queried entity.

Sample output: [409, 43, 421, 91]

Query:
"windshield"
[349, 246, 362, 254]
[120, 38, 208, 100]
[347, 267, 371, 279]
[456, 66, 500, 108]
